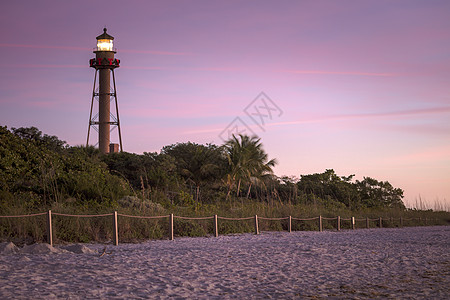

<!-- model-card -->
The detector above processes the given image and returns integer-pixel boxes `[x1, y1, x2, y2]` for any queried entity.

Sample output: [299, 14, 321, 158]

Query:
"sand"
[0, 226, 449, 299]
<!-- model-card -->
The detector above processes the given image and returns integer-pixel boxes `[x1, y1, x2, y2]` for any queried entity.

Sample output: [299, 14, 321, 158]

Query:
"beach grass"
[1, 199, 449, 244]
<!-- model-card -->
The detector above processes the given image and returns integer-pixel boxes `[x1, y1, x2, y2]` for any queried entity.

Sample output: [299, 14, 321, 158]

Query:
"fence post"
[113, 211, 118, 246]
[254, 215, 259, 235]
[319, 215, 323, 232]
[400, 216, 403, 227]
[47, 210, 53, 247]
[288, 216, 292, 233]
[366, 217, 369, 229]
[351, 217, 355, 230]
[214, 215, 218, 237]
[337, 216, 340, 231]
[379, 217, 382, 228]
[170, 214, 174, 240]
[424, 217, 427, 225]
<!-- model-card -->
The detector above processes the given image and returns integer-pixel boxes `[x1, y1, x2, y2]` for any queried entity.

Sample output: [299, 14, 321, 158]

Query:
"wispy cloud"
[0, 43, 189, 56]
[120, 49, 190, 56]
[386, 145, 450, 165]
[3, 64, 85, 69]
[280, 69, 395, 77]
[267, 106, 450, 127]
[0, 43, 90, 51]
[121, 66, 167, 71]
[178, 106, 450, 136]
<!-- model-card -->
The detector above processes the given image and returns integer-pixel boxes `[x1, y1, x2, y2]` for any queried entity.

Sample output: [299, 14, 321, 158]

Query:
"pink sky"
[1, 0, 449, 209]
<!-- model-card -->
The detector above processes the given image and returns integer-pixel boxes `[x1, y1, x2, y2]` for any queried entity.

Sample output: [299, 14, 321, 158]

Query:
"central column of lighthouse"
[97, 51, 114, 154]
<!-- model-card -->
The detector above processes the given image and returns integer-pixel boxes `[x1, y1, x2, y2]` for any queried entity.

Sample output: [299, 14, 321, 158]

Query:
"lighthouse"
[87, 28, 123, 154]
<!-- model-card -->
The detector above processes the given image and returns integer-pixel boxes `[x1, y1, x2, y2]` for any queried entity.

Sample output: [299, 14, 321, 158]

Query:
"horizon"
[1, 0, 449, 210]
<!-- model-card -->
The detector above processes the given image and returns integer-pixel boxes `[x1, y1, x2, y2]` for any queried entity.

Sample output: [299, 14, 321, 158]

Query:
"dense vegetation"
[0, 126, 448, 243]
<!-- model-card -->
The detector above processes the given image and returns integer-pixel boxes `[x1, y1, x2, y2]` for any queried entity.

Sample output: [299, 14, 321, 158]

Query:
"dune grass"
[1, 199, 449, 245]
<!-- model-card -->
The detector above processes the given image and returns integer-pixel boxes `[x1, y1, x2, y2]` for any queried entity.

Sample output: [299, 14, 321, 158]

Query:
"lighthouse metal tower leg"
[86, 69, 97, 148]
[112, 70, 123, 152]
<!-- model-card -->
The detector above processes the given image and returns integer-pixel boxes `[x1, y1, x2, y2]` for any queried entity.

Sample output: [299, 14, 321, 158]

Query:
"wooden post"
[214, 215, 218, 237]
[254, 215, 259, 235]
[169, 214, 174, 240]
[424, 217, 427, 225]
[288, 216, 292, 233]
[319, 215, 323, 232]
[337, 216, 340, 231]
[351, 217, 355, 230]
[379, 217, 382, 228]
[366, 217, 369, 229]
[400, 216, 403, 227]
[113, 211, 118, 246]
[47, 210, 53, 247]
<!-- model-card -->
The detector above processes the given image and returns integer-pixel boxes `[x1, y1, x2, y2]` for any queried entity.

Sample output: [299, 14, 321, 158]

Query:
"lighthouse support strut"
[112, 70, 123, 152]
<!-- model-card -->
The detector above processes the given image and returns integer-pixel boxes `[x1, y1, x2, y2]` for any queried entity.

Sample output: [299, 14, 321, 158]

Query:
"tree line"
[0, 126, 405, 211]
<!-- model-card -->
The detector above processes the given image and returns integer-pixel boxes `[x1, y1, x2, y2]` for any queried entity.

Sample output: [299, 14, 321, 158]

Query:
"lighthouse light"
[97, 39, 113, 51]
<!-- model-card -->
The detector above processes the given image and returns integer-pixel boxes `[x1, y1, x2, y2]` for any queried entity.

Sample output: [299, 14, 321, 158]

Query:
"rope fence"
[52, 212, 114, 218]
[0, 212, 47, 218]
[258, 217, 290, 221]
[117, 213, 170, 219]
[0, 211, 441, 246]
[218, 216, 254, 220]
[174, 216, 215, 220]
[291, 217, 319, 221]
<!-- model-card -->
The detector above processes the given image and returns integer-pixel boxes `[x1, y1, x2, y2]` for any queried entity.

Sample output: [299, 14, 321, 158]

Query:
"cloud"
[280, 69, 395, 77]
[0, 43, 90, 51]
[120, 66, 167, 71]
[3, 64, 85, 69]
[380, 145, 450, 168]
[27, 101, 58, 108]
[119, 49, 190, 56]
[0, 43, 190, 56]
[267, 106, 450, 127]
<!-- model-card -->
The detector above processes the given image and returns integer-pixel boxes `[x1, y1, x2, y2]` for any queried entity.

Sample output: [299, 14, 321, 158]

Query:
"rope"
[118, 213, 170, 219]
[258, 217, 290, 221]
[0, 213, 437, 225]
[291, 217, 319, 221]
[218, 216, 254, 221]
[0, 212, 47, 218]
[174, 216, 214, 220]
[52, 213, 114, 217]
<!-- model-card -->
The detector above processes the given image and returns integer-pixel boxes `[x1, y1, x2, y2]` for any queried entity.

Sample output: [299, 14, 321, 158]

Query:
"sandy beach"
[1, 226, 449, 299]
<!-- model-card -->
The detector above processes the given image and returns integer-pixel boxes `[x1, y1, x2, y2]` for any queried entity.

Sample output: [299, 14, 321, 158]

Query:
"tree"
[297, 169, 359, 208]
[12, 126, 66, 152]
[162, 142, 225, 208]
[0, 126, 130, 208]
[356, 177, 405, 209]
[278, 176, 299, 205]
[224, 134, 277, 201]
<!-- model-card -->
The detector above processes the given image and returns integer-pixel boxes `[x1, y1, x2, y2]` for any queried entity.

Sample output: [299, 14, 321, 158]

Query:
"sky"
[1, 0, 449, 210]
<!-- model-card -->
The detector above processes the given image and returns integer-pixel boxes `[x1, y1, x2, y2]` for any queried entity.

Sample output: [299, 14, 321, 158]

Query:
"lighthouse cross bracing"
[86, 28, 123, 154]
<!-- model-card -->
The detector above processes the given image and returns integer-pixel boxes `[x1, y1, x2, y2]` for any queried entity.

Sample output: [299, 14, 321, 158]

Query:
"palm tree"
[224, 134, 277, 202]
